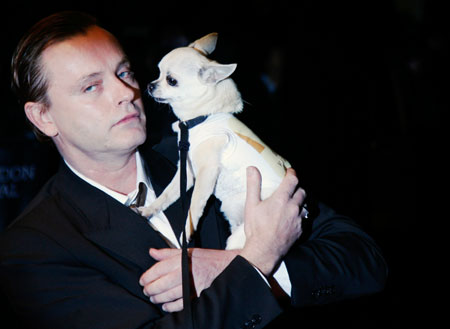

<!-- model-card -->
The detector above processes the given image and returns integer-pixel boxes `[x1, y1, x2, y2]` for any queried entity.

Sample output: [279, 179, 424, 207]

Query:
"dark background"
[1, 0, 441, 327]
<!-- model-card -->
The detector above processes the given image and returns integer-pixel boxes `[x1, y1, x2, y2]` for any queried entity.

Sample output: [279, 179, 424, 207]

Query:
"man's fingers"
[282, 168, 300, 197]
[149, 248, 180, 261]
[140, 251, 180, 286]
[142, 269, 180, 296]
[246, 166, 262, 207]
[291, 186, 307, 207]
[148, 285, 182, 305]
[162, 298, 184, 313]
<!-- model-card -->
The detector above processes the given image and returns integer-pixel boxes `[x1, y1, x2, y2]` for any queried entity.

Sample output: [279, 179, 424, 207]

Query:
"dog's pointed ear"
[199, 63, 237, 84]
[189, 32, 218, 55]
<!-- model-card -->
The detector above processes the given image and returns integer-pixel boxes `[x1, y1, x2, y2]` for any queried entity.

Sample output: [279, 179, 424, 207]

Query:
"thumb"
[246, 166, 262, 207]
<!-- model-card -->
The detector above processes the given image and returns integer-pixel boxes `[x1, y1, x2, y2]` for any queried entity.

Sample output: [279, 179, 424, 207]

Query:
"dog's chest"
[185, 114, 290, 198]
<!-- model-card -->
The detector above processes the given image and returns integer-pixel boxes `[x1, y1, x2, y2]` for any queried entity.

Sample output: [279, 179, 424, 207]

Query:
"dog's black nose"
[147, 82, 156, 95]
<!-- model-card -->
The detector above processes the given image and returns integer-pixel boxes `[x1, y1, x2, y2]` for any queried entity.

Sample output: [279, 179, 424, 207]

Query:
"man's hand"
[139, 248, 239, 312]
[139, 166, 305, 312]
[239, 166, 306, 276]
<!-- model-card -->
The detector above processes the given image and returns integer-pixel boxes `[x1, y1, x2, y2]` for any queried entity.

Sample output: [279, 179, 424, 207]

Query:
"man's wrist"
[239, 244, 279, 277]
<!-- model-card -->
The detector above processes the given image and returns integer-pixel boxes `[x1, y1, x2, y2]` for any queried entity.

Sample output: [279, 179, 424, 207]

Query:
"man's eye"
[84, 84, 98, 93]
[119, 70, 134, 80]
[166, 75, 178, 86]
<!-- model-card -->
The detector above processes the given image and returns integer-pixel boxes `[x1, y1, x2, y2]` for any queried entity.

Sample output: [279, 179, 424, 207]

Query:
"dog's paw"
[137, 205, 159, 219]
[225, 225, 246, 250]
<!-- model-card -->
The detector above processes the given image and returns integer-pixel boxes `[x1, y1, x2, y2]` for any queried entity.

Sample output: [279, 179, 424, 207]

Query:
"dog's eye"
[166, 75, 178, 87]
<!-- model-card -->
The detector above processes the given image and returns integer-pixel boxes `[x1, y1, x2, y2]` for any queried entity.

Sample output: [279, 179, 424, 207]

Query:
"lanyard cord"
[178, 120, 193, 329]
[178, 115, 207, 329]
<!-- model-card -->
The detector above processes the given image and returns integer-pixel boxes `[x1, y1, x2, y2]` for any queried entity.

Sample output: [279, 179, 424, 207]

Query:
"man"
[0, 11, 387, 328]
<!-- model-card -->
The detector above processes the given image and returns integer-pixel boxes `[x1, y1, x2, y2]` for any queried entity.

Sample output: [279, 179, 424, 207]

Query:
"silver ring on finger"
[301, 203, 309, 219]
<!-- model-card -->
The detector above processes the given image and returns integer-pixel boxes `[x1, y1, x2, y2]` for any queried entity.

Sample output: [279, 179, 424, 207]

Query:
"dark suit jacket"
[0, 147, 387, 328]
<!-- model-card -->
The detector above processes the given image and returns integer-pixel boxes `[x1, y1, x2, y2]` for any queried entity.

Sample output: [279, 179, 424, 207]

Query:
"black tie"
[129, 182, 147, 210]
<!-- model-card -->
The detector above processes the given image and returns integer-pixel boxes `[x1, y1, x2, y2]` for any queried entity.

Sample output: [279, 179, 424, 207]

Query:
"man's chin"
[117, 129, 147, 151]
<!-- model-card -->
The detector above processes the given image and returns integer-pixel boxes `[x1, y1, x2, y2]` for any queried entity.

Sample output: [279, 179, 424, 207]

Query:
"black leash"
[178, 115, 208, 329]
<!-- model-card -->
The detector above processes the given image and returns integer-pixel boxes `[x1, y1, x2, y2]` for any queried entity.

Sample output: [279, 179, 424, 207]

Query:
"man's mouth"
[114, 113, 140, 126]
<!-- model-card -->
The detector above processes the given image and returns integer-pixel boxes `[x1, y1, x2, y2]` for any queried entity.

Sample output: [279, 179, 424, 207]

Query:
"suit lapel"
[56, 147, 228, 282]
[142, 148, 192, 240]
[55, 160, 169, 274]
[82, 200, 169, 271]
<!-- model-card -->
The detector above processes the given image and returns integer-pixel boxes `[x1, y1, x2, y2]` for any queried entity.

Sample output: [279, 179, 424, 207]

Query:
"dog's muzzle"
[146, 82, 168, 103]
[147, 82, 157, 97]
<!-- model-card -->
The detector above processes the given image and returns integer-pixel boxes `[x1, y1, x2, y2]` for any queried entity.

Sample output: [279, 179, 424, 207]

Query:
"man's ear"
[24, 102, 58, 137]
[199, 63, 237, 84]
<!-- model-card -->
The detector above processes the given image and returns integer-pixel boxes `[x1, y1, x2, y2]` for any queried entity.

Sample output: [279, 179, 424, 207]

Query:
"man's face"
[41, 26, 146, 162]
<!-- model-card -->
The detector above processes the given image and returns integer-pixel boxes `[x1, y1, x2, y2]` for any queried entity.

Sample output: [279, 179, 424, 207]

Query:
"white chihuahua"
[140, 33, 291, 249]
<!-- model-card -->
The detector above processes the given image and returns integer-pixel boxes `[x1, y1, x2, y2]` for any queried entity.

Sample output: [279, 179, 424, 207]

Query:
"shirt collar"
[64, 151, 150, 206]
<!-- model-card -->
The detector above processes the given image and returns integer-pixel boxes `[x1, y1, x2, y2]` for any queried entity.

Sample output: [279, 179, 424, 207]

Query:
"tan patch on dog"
[228, 116, 290, 178]
[235, 132, 265, 153]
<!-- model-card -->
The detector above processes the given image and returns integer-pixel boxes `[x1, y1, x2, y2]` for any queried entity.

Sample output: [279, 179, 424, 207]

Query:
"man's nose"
[115, 77, 135, 105]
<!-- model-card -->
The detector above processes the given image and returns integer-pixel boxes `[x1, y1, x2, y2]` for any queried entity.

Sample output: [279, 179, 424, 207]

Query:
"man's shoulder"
[0, 182, 62, 258]
[140, 143, 177, 165]
[143, 137, 179, 167]
[4, 176, 62, 233]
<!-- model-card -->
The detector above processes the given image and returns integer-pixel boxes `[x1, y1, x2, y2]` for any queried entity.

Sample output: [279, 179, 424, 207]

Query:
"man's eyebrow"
[76, 72, 102, 88]
[75, 57, 131, 90]
[117, 57, 131, 70]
